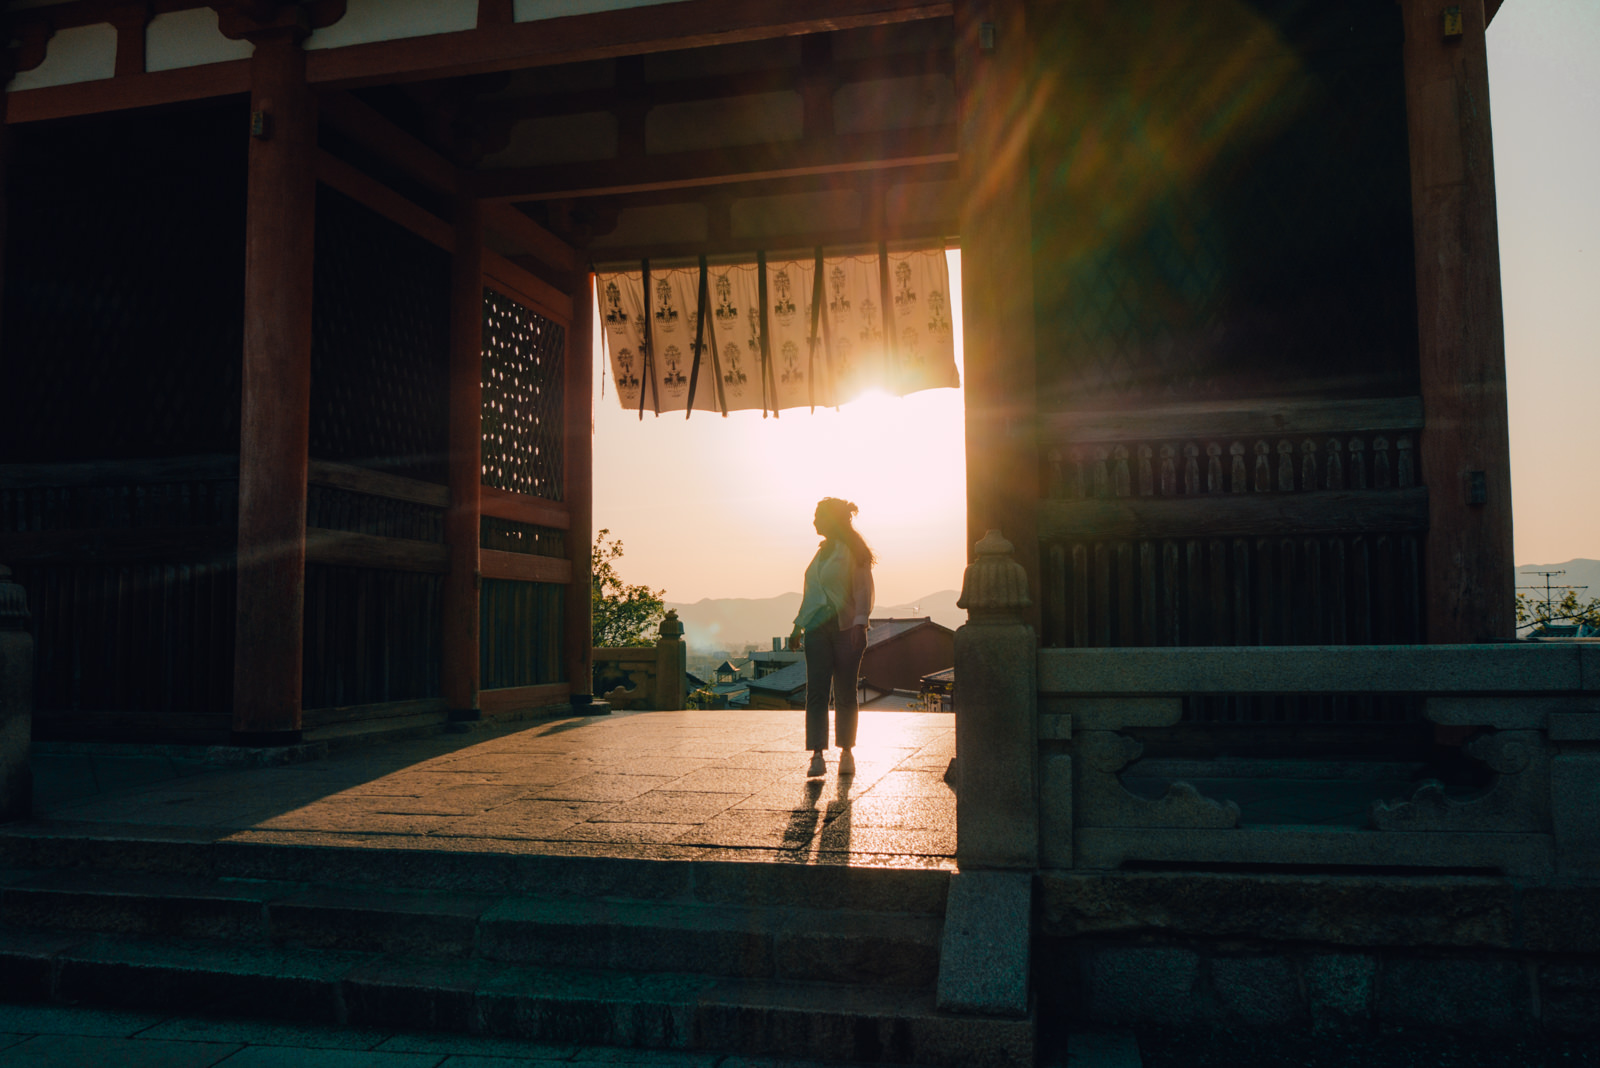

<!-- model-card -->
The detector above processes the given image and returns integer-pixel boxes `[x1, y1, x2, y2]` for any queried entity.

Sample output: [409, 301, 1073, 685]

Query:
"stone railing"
[953, 534, 1600, 883]
[591, 610, 687, 712]
[0, 565, 31, 820]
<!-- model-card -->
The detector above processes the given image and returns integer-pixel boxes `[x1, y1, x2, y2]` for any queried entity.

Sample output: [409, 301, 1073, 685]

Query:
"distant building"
[746, 618, 956, 712]
[861, 618, 956, 695]
[747, 637, 804, 680]
[920, 667, 955, 713]
[746, 660, 808, 710]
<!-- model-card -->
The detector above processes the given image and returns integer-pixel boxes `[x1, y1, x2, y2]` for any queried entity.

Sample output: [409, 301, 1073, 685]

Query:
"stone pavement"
[0, 1002, 877, 1068]
[28, 710, 957, 867]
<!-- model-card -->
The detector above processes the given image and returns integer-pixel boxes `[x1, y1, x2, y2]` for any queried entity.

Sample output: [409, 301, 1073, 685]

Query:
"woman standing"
[788, 498, 875, 777]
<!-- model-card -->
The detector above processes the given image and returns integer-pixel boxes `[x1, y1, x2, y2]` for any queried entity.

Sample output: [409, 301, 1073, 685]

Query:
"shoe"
[807, 752, 826, 777]
[838, 750, 855, 776]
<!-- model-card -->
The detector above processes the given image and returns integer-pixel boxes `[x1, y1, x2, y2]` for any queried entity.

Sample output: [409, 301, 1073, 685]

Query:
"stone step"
[0, 928, 1033, 1067]
[0, 866, 942, 987]
[0, 826, 950, 914]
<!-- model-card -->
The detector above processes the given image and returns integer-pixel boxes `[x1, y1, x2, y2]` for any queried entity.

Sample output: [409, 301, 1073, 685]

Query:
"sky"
[1486, 0, 1600, 566]
[592, 0, 1599, 606]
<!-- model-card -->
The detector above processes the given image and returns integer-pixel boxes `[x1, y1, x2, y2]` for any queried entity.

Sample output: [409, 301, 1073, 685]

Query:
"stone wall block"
[1538, 963, 1600, 1035]
[1372, 729, 1550, 833]
[1088, 946, 1203, 1025]
[1038, 753, 1072, 869]
[1550, 750, 1600, 877]
[1303, 953, 1376, 1033]
[1521, 886, 1600, 954]
[1211, 956, 1307, 1028]
[1377, 957, 1532, 1033]
[0, 565, 33, 821]
[954, 531, 1037, 870]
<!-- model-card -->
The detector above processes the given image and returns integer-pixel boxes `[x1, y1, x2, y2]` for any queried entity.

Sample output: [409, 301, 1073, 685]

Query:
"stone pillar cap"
[958, 530, 1032, 613]
[658, 609, 684, 639]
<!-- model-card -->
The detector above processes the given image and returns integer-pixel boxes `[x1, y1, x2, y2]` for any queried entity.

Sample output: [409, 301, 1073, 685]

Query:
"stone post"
[654, 610, 686, 711]
[0, 566, 33, 820]
[954, 530, 1038, 869]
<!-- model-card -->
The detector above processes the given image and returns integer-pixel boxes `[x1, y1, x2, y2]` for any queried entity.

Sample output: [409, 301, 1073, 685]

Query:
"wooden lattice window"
[481, 290, 565, 500]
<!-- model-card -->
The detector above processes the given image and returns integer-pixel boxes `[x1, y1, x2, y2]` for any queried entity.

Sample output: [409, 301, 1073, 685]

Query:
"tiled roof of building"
[746, 659, 808, 694]
[866, 617, 954, 647]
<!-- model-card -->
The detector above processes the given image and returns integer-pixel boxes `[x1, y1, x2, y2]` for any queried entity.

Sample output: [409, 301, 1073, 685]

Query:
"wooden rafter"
[469, 124, 957, 202]
[475, 48, 953, 125]
[303, 0, 952, 88]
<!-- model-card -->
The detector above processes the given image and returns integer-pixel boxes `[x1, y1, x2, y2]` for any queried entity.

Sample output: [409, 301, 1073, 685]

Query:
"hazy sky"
[1488, 0, 1599, 566]
[593, 0, 1597, 605]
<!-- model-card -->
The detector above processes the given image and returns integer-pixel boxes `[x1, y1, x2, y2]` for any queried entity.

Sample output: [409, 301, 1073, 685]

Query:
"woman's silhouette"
[788, 498, 875, 777]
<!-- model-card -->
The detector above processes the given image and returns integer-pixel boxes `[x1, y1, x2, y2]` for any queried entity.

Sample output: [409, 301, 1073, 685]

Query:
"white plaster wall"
[307, 0, 477, 50]
[480, 112, 619, 169]
[145, 8, 254, 73]
[514, 0, 691, 21]
[8, 22, 117, 91]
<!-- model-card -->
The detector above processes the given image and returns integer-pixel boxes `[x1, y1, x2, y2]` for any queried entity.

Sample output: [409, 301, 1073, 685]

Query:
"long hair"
[816, 497, 876, 567]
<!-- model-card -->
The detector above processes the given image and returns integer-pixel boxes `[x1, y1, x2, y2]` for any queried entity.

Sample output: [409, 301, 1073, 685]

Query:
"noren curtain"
[597, 247, 957, 415]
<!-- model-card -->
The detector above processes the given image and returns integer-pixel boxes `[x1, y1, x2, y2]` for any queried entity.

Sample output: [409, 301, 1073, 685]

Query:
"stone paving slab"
[26, 711, 959, 869]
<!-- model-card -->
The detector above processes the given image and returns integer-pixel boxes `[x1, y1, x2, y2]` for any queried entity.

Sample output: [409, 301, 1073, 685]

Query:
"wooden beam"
[234, 31, 316, 743]
[444, 199, 485, 716]
[1400, 0, 1514, 642]
[0, 527, 235, 563]
[587, 222, 958, 266]
[470, 126, 957, 202]
[483, 250, 574, 323]
[314, 150, 454, 250]
[304, 528, 449, 572]
[482, 201, 578, 275]
[4, 60, 252, 124]
[1038, 488, 1431, 542]
[316, 89, 461, 196]
[1041, 397, 1427, 446]
[479, 47, 953, 124]
[563, 271, 595, 699]
[306, 460, 449, 508]
[479, 682, 572, 715]
[480, 486, 570, 530]
[0, 455, 238, 488]
[956, 0, 1038, 625]
[304, 0, 953, 89]
[480, 549, 571, 584]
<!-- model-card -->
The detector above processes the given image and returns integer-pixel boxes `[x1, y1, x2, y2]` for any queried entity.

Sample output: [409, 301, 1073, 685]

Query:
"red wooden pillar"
[955, 0, 1040, 627]
[564, 272, 595, 703]
[444, 201, 485, 717]
[1402, 0, 1515, 642]
[232, 30, 317, 745]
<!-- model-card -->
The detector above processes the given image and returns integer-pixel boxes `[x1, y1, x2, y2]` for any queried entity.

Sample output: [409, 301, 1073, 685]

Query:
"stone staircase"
[0, 829, 1033, 1066]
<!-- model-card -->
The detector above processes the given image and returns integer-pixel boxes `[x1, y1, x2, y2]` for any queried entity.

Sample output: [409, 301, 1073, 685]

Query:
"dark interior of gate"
[1, 0, 1477, 774]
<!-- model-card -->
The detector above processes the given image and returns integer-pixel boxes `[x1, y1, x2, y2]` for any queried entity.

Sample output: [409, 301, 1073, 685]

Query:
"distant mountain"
[667, 588, 965, 653]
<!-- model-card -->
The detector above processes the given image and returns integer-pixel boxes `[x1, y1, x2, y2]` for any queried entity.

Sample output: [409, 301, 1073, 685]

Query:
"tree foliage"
[591, 528, 666, 647]
[1516, 590, 1600, 635]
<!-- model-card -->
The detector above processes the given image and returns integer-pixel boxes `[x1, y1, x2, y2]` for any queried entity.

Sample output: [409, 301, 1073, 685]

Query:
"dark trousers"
[803, 616, 867, 750]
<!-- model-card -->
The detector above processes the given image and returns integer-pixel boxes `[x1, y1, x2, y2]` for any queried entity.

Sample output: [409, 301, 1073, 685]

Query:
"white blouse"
[795, 540, 874, 630]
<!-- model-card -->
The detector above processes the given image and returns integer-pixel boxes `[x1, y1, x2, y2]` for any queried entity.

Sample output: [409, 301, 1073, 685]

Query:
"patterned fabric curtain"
[598, 246, 956, 414]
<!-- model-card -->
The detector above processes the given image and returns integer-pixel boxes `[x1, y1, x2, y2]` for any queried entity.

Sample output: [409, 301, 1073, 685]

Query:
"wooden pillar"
[233, 30, 316, 745]
[1401, 0, 1515, 642]
[444, 201, 484, 717]
[564, 272, 596, 703]
[955, 0, 1040, 631]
